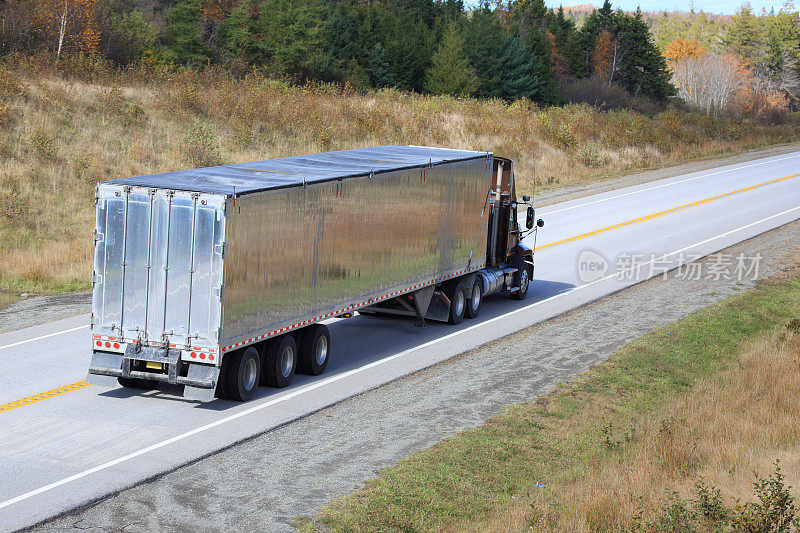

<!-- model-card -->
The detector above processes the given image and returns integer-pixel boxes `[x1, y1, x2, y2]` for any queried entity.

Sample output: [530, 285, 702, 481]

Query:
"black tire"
[298, 324, 330, 376]
[223, 347, 261, 402]
[465, 276, 483, 319]
[262, 335, 297, 388]
[511, 264, 531, 301]
[117, 376, 159, 390]
[448, 284, 467, 325]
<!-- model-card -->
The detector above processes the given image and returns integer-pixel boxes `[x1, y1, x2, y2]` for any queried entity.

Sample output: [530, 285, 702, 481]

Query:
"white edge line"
[2, 204, 799, 512]
[542, 152, 800, 216]
[0, 325, 89, 352]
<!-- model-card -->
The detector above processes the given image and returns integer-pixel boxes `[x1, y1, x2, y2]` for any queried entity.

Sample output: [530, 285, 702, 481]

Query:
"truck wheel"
[117, 377, 159, 390]
[262, 335, 297, 388]
[448, 285, 467, 325]
[465, 277, 483, 319]
[298, 324, 330, 375]
[512, 265, 531, 301]
[224, 347, 261, 402]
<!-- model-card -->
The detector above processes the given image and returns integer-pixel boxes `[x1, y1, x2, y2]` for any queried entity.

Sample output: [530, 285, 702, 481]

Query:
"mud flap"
[183, 364, 221, 401]
[86, 351, 123, 387]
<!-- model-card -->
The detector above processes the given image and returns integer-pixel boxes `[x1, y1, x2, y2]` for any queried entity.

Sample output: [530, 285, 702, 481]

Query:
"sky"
[542, 0, 793, 15]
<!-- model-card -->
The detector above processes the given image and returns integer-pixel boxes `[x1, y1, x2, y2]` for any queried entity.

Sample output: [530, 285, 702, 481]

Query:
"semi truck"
[87, 145, 543, 402]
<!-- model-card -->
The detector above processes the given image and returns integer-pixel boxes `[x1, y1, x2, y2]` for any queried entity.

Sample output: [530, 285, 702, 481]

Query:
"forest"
[0, 0, 675, 104]
[2, 0, 800, 116]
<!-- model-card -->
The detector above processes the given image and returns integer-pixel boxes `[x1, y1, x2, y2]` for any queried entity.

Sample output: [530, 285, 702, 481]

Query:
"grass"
[311, 270, 800, 531]
[2, 59, 800, 293]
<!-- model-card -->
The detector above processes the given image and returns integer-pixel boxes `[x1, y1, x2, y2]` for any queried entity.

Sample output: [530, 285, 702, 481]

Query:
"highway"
[2, 149, 800, 530]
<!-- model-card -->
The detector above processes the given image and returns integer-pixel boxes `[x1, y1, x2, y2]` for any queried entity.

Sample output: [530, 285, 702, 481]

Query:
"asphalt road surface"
[2, 150, 800, 531]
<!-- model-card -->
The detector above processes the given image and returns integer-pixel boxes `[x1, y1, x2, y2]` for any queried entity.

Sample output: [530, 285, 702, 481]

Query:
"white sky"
[544, 1, 794, 15]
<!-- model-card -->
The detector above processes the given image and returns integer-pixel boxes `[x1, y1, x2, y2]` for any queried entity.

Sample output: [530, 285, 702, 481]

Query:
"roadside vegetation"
[311, 268, 800, 531]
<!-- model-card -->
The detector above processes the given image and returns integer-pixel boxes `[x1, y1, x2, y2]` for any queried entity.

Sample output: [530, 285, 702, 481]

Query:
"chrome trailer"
[87, 146, 542, 402]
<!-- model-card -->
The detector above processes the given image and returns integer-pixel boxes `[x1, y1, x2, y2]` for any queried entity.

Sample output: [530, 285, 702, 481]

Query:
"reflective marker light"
[199, 353, 205, 359]
[113, 343, 120, 349]
[190, 352, 197, 358]
[208, 354, 215, 361]
[105, 341, 110, 348]
[96, 341, 101, 347]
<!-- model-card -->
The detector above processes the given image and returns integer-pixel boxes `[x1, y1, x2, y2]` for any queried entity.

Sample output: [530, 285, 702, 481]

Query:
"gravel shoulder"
[35, 217, 800, 532]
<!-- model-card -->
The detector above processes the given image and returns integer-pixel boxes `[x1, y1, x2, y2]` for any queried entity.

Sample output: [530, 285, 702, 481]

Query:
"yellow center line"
[2, 172, 799, 414]
[0, 380, 89, 413]
[534, 172, 800, 252]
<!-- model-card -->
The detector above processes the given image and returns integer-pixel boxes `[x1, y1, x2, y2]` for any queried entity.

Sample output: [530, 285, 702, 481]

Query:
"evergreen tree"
[218, 1, 250, 62]
[497, 34, 540, 100]
[615, 9, 676, 100]
[165, 0, 207, 63]
[425, 23, 478, 97]
[723, 4, 764, 59]
[366, 43, 396, 88]
[250, 0, 326, 80]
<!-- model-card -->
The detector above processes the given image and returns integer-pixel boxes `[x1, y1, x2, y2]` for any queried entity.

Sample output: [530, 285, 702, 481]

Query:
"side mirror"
[522, 195, 531, 203]
[537, 218, 545, 228]
[526, 206, 535, 229]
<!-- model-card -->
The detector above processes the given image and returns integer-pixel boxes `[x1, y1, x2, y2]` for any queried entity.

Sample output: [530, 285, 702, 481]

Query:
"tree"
[425, 23, 478, 97]
[250, 0, 327, 80]
[673, 53, 745, 113]
[165, 0, 207, 64]
[592, 29, 616, 83]
[724, 4, 763, 60]
[663, 37, 705, 63]
[103, 8, 158, 65]
[218, 1, 251, 62]
[615, 9, 676, 100]
[33, 0, 101, 57]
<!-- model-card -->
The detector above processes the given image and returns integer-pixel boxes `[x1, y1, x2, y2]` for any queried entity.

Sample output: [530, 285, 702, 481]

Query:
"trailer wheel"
[224, 347, 261, 402]
[512, 265, 531, 301]
[262, 335, 297, 388]
[448, 284, 467, 325]
[298, 324, 330, 375]
[465, 277, 483, 319]
[117, 377, 159, 390]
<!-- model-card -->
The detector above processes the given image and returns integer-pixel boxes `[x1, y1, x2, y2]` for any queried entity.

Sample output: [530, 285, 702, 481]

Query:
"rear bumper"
[87, 348, 220, 401]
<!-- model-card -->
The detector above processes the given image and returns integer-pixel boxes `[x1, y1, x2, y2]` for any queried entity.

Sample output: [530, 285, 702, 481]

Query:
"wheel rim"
[454, 290, 465, 316]
[243, 357, 258, 391]
[520, 269, 529, 293]
[471, 284, 481, 311]
[315, 335, 328, 366]
[280, 346, 294, 378]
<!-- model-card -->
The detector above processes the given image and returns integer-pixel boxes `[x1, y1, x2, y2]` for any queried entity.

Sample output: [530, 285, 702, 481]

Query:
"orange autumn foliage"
[592, 29, 615, 84]
[664, 38, 706, 63]
[545, 29, 569, 77]
[32, 0, 101, 56]
[202, 0, 235, 24]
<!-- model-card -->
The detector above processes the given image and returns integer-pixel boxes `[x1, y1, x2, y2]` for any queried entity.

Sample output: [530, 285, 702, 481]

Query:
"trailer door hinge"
[214, 243, 224, 257]
[93, 231, 104, 244]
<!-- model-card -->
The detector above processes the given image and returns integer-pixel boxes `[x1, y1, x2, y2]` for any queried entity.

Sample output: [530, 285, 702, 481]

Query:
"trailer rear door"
[92, 185, 225, 349]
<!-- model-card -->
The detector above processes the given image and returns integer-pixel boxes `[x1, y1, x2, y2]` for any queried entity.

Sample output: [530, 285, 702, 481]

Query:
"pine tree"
[615, 9, 676, 100]
[723, 4, 763, 60]
[218, 1, 251, 62]
[497, 34, 539, 100]
[165, 0, 207, 64]
[425, 23, 478, 97]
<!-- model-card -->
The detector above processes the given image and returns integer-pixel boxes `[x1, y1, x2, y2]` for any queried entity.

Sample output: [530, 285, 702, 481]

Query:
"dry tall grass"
[489, 331, 800, 532]
[1, 63, 799, 292]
